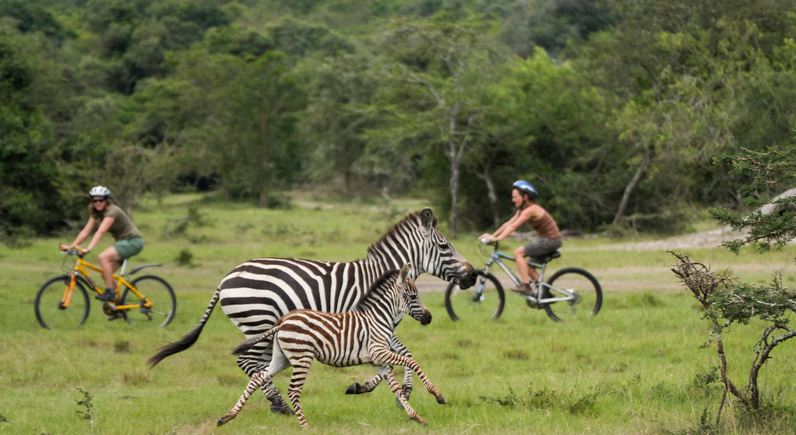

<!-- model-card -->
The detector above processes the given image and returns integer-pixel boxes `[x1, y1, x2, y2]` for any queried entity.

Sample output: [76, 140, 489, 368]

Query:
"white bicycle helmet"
[88, 185, 111, 198]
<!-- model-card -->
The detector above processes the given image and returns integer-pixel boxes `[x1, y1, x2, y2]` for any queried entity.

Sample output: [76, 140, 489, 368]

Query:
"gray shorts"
[524, 237, 562, 262]
[115, 237, 144, 259]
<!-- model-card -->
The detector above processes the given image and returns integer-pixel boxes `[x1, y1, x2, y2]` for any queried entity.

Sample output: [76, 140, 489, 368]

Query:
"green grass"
[1, 193, 794, 434]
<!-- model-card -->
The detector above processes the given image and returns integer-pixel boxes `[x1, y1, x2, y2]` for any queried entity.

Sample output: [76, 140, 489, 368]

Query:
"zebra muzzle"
[458, 265, 477, 289]
[418, 310, 432, 325]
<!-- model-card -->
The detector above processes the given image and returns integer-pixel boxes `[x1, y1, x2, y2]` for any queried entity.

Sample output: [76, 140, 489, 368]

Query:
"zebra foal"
[217, 264, 445, 429]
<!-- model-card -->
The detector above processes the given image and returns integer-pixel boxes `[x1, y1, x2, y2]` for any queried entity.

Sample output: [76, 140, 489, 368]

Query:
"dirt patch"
[587, 227, 743, 251]
[416, 224, 794, 295]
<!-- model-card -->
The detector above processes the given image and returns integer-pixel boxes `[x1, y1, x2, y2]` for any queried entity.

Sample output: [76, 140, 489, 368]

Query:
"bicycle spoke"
[542, 268, 602, 322]
[445, 272, 505, 321]
[121, 275, 176, 328]
[35, 275, 90, 329]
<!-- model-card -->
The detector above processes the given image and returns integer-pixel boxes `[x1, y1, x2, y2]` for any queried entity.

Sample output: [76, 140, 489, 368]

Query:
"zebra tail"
[231, 325, 281, 356]
[149, 288, 221, 368]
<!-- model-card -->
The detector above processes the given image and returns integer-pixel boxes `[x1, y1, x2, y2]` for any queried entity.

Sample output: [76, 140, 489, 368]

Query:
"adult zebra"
[217, 264, 445, 428]
[150, 208, 475, 413]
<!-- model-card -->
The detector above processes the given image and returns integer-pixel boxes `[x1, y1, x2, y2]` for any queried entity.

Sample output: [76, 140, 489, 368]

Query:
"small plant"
[0, 412, 9, 423]
[263, 193, 292, 209]
[175, 248, 193, 266]
[186, 205, 210, 227]
[163, 205, 212, 239]
[693, 367, 719, 389]
[502, 349, 529, 360]
[479, 384, 599, 415]
[114, 340, 131, 353]
[75, 387, 94, 432]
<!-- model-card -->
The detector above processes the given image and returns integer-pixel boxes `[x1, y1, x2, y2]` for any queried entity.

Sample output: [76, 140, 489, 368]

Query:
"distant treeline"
[2, 0, 795, 241]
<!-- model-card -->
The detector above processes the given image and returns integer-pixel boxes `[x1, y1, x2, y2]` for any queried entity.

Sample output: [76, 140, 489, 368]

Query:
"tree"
[0, 21, 87, 243]
[480, 48, 612, 230]
[296, 53, 378, 195]
[671, 144, 796, 427]
[578, 0, 796, 228]
[371, 15, 504, 235]
[127, 45, 306, 205]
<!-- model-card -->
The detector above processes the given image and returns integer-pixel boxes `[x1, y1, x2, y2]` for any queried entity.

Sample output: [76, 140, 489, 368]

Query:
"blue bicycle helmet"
[512, 179, 538, 199]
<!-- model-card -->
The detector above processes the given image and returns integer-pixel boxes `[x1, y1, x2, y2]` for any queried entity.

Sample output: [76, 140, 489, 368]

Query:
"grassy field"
[1, 193, 794, 434]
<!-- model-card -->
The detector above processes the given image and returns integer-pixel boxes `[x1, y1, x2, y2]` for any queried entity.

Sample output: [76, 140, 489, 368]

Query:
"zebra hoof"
[270, 404, 293, 415]
[436, 395, 446, 405]
[345, 383, 363, 394]
[217, 416, 231, 426]
[411, 415, 427, 426]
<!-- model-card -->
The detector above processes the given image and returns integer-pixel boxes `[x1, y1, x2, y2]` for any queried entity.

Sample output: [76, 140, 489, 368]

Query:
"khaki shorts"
[523, 237, 562, 262]
[115, 237, 144, 259]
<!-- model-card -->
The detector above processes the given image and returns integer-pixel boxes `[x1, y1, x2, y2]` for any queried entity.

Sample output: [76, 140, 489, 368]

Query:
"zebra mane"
[354, 269, 400, 309]
[366, 210, 433, 257]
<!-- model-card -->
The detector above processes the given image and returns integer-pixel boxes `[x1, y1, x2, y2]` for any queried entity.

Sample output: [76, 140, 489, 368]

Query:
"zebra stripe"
[217, 265, 445, 429]
[150, 208, 474, 412]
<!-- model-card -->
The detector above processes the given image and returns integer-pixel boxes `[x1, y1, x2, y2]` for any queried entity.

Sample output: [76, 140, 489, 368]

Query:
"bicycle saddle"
[539, 250, 561, 263]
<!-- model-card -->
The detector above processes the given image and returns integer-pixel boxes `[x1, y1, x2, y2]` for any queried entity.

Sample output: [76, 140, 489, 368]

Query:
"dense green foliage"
[2, 0, 796, 240]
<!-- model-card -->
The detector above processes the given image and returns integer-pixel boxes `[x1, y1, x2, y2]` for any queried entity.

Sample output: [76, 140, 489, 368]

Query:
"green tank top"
[89, 203, 143, 241]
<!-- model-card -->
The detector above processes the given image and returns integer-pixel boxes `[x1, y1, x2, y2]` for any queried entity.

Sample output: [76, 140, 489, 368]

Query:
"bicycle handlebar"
[59, 245, 88, 258]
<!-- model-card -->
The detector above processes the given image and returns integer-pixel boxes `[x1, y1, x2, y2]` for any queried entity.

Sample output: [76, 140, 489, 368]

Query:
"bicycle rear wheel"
[542, 267, 602, 322]
[121, 275, 176, 327]
[444, 271, 505, 321]
[35, 275, 90, 329]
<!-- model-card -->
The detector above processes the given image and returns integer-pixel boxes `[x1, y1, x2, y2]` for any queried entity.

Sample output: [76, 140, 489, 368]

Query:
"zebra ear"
[400, 263, 412, 282]
[420, 208, 436, 229]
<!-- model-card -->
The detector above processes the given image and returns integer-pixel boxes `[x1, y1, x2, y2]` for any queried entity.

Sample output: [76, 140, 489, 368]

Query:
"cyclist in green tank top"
[60, 186, 144, 302]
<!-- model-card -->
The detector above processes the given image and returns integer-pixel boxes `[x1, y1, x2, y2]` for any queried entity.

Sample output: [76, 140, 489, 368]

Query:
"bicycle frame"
[64, 256, 152, 312]
[479, 244, 575, 305]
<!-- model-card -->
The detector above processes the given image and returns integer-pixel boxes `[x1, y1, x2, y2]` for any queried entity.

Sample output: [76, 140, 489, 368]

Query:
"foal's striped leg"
[373, 353, 446, 405]
[287, 356, 314, 429]
[347, 337, 414, 399]
[345, 372, 385, 394]
[390, 337, 415, 400]
[217, 370, 271, 426]
[382, 367, 425, 425]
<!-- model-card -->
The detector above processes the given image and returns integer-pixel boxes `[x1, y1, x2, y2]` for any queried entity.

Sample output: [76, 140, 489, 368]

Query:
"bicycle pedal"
[525, 299, 544, 309]
[101, 302, 117, 316]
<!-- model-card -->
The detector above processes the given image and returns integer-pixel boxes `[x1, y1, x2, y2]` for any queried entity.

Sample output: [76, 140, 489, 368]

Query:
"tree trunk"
[449, 160, 459, 237]
[476, 168, 499, 227]
[612, 146, 654, 226]
[746, 326, 796, 410]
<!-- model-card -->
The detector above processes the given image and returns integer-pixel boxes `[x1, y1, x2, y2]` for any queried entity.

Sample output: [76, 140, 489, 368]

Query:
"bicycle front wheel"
[121, 275, 176, 327]
[35, 275, 90, 329]
[542, 267, 602, 322]
[444, 271, 505, 321]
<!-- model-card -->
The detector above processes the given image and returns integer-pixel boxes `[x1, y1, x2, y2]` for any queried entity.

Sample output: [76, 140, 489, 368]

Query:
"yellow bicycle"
[35, 247, 176, 329]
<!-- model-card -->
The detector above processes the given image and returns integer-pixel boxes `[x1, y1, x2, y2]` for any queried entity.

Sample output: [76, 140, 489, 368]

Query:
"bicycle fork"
[59, 273, 78, 310]
[471, 273, 490, 303]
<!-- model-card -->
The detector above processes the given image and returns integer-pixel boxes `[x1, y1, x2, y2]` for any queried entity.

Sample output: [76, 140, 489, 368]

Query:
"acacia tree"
[371, 16, 504, 235]
[711, 145, 796, 253]
[671, 144, 796, 427]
